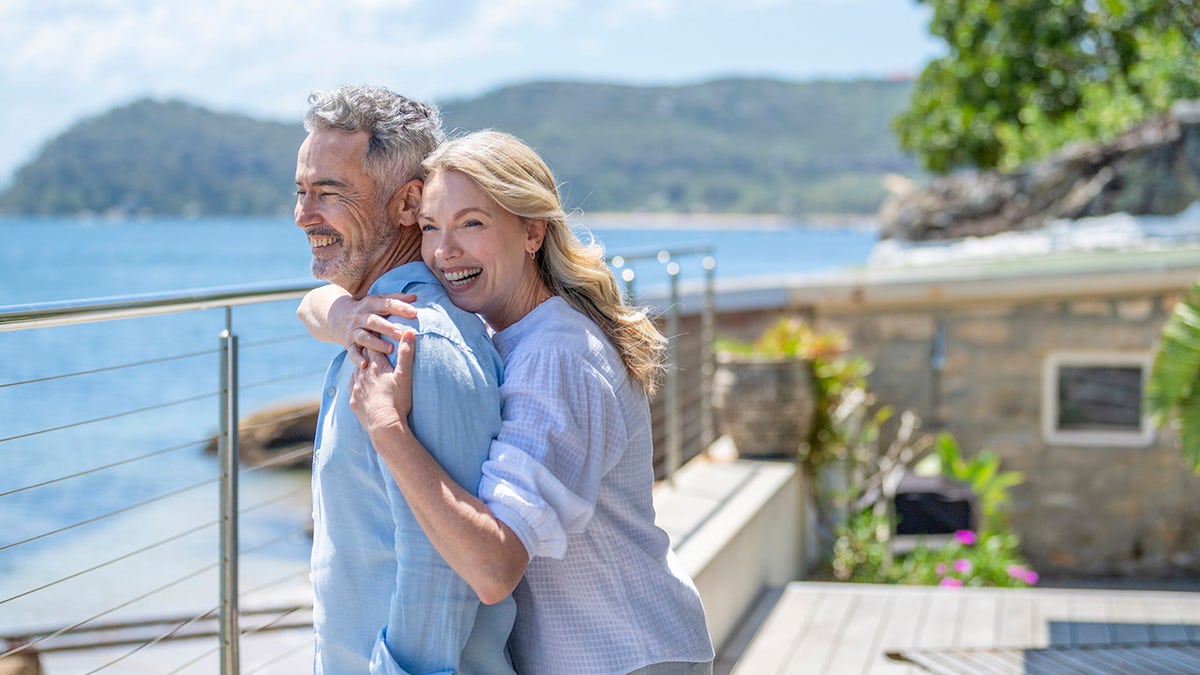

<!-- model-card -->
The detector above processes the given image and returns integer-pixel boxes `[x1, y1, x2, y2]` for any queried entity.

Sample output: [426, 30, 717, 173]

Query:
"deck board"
[722, 582, 1200, 674]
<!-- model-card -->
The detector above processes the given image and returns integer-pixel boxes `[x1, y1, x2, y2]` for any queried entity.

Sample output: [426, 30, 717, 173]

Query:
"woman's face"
[418, 168, 546, 331]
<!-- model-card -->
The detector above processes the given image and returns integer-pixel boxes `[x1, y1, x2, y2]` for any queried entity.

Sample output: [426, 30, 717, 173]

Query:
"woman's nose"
[436, 232, 460, 261]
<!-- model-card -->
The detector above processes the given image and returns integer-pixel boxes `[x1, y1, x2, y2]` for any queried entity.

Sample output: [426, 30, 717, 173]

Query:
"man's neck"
[348, 237, 422, 299]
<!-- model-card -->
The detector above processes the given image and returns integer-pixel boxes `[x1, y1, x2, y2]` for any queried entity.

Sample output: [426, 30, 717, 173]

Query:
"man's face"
[294, 129, 392, 291]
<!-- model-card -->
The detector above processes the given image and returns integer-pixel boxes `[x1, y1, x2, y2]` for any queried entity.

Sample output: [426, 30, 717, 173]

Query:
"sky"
[0, 0, 943, 187]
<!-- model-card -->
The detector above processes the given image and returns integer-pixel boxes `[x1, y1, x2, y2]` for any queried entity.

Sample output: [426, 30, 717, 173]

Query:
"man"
[295, 85, 515, 674]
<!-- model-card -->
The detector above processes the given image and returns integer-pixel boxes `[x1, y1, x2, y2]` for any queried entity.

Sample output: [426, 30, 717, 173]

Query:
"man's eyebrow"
[296, 178, 352, 188]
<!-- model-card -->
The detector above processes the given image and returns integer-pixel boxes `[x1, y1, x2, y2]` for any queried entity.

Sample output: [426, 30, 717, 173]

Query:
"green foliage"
[1145, 278, 1200, 472]
[0, 99, 306, 216]
[440, 78, 922, 216]
[933, 433, 1025, 531]
[829, 468, 1037, 587]
[892, 527, 1037, 588]
[715, 317, 849, 361]
[2, 79, 923, 217]
[896, 0, 1200, 173]
[806, 355, 883, 471]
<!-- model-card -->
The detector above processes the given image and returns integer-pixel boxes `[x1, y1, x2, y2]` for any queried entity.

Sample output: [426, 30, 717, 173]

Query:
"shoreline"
[577, 211, 880, 231]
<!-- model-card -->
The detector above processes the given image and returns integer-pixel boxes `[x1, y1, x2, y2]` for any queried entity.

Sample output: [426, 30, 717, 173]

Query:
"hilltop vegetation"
[1, 100, 307, 217]
[440, 78, 919, 215]
[0, 78, 921, 218]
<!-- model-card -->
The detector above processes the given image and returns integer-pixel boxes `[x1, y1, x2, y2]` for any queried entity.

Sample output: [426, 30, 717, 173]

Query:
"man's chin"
[311, 264, 345, 287]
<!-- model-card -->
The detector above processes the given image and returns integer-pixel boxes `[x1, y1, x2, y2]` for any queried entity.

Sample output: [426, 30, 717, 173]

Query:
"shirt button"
[326, 387, 336, 398]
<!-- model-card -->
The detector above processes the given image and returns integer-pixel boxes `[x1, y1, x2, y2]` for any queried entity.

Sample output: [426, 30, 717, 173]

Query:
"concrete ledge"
[653, 442, 812, 653]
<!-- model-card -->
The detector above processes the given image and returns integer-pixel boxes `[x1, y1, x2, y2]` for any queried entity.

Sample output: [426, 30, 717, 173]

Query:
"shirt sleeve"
[478, 347, 628, 560]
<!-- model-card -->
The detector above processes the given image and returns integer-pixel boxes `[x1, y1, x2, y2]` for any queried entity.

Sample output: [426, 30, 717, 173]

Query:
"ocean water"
[0, 215, 877, 638]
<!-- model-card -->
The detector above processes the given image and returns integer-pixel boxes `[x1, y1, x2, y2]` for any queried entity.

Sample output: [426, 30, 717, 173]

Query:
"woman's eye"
[465, 219, 483, 228]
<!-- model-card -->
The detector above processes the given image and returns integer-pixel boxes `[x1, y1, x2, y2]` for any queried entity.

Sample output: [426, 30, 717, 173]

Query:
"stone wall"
[700, 253, 1200, 580]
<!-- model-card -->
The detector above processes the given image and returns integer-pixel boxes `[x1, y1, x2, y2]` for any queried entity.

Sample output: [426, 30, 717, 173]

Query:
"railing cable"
[0, 519, 219, 607]
[0, 390, 219, 445]
[0, 436, 211, 497]
[0, 348, 218, 389]
[0, 476, 217, 553]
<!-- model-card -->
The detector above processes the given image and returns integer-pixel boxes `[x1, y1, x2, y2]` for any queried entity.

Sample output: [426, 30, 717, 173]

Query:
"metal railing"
[608, 246, 718, 480]
[0, 282, 323, 673]
[0, 250, 717, 673]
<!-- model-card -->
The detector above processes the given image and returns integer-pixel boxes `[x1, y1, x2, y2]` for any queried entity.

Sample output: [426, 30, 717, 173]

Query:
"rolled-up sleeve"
[478, 348, 627, 560]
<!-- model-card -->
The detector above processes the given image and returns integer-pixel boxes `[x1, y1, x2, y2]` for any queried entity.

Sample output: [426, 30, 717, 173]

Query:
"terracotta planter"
[713, 353, 816, 459]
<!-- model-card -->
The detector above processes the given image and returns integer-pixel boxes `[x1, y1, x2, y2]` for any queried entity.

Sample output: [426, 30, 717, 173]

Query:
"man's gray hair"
[304, 84, 445, 199]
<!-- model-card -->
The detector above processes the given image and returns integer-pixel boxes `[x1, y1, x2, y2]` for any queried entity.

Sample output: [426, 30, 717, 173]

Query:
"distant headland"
[0, 78, 921, 221]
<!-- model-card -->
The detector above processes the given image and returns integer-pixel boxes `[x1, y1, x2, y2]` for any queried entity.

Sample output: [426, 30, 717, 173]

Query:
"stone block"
[873, 313, 934, 340]
[953, 318, 1012, 345]
[1069, 299, 1112, 317]
[1116, 298, 1155, 322]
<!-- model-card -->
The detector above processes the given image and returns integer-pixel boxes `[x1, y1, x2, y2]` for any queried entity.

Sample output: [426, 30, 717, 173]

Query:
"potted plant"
[713, 317, 846, 459]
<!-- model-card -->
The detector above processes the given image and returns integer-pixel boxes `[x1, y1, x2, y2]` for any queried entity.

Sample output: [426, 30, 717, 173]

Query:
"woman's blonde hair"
[422, 130, 667, 394]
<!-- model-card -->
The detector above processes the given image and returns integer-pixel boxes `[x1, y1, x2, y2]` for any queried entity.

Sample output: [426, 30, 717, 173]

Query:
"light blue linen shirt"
[310, 262, 515, 675]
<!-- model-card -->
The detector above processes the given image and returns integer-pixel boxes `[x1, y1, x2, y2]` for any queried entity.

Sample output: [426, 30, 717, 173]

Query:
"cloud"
[0, 0, 938, 183]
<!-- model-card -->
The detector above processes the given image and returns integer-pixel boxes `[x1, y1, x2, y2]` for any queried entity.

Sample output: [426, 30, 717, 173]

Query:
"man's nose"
[295, 192, 319, 227]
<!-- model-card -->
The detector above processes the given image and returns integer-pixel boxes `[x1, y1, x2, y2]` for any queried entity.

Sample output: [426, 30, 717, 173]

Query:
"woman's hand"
[349, 330, 416, 435]
[298, 286, 418, 365]
[331, 292, 418, 363]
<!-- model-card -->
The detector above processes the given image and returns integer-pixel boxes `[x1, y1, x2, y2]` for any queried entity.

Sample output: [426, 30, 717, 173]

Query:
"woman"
[304, 130, 713, 674]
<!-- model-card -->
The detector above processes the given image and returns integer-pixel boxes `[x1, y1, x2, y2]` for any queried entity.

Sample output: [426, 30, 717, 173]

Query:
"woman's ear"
[525, 218, 548, 255]
[393, 179, 424, 227]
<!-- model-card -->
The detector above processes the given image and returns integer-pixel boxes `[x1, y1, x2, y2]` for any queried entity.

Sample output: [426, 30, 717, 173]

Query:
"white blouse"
[479, 297, 713, 675]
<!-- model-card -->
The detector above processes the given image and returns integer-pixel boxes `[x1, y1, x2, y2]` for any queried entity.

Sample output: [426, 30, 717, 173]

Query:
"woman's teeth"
[444, 268, 482, 286]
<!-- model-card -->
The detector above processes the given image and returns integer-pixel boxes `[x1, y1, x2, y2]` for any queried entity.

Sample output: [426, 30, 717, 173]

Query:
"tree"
[896, 0, 1200, 174]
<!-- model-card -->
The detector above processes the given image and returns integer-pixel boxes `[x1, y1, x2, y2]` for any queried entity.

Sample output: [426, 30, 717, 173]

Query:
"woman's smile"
[442, 266, 483, 289]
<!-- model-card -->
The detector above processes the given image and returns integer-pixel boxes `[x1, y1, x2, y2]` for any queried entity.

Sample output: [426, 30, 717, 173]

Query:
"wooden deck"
[718, 581, 1200, 674]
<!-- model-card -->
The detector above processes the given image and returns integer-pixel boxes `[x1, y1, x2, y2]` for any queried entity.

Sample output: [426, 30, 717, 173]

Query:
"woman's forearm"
[297, 284, 353, 345]
[368, 419, 531, 604]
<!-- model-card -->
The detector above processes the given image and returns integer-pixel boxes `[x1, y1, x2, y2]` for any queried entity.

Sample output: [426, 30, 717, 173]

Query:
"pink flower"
[1007, 565, 1039, 585]
[939, 577, 963, 588]
[953, 530, 977, 546]
[935, 562, 947, 576]
[953, 558, 972, 575]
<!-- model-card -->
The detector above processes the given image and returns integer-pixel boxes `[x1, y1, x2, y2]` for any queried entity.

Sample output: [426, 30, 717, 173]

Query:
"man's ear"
[392, 179, 424, 227]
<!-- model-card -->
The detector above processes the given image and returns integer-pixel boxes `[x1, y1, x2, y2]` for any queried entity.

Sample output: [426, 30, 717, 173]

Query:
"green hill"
[0, 99, 307, 217]
[0, 78, 921, 218]
[440, 78, 919, 215]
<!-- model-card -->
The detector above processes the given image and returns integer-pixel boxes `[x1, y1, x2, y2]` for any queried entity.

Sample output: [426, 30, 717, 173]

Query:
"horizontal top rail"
[0, 279, 321, 333]
[607, 244, 715, 265]
[0, 244, 710, 334]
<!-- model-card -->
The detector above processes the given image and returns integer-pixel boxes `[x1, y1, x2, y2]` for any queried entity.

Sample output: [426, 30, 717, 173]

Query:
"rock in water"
[204, 400, 319, 469]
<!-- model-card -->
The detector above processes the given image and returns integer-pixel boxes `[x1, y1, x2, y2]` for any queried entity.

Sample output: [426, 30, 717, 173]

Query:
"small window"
[1042, 351, 1154, 446]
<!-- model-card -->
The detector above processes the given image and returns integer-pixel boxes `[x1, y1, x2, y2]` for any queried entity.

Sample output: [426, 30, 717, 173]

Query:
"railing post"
[701, 255, 717, 451]
[218, 308, 240, 675]
[665, 260, 682, 484]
